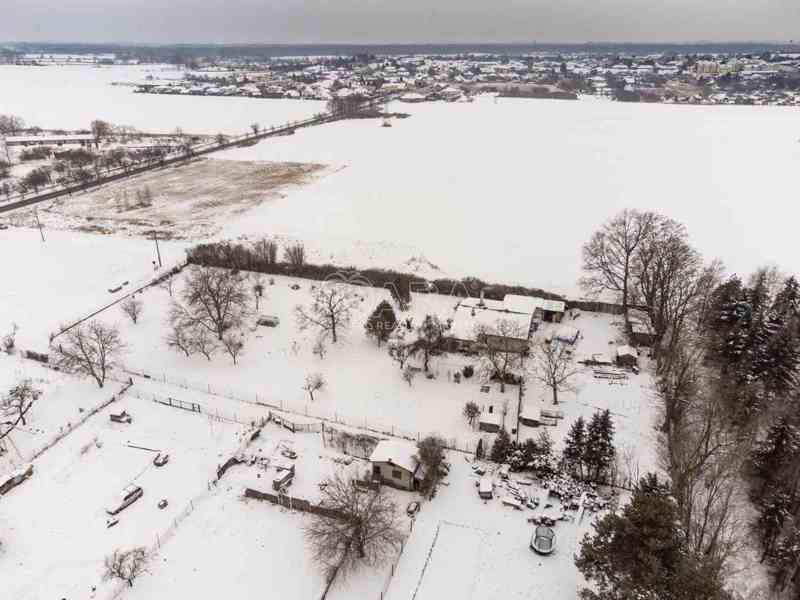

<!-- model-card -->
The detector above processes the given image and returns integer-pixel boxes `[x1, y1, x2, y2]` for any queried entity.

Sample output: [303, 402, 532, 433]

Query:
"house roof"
[503, 294, 565, 315]
[369, 440, 419, 474]
[617, 345, 637, 358]
[449, 304, 532, 342]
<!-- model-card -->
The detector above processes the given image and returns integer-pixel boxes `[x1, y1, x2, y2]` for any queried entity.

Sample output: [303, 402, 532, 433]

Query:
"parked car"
[256, 315, 280, 327]
[406, 501, 420, 517]
[280, 449, 297, 460]
[106, 485, 143, 515]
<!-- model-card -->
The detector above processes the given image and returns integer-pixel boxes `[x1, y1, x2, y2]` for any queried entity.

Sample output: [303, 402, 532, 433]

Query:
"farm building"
[4, 134, 97, 148]
[626, 308, 656, 346]
[445, 293, 565, 353]
[616, 345, 638, 368]
[369, 439, 421, 491]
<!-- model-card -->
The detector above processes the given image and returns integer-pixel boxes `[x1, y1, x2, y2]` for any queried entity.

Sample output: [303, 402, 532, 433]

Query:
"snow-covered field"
[216, 95, 800, 296]
[0, 65, 324, 134]
[0, 227, 188, 350]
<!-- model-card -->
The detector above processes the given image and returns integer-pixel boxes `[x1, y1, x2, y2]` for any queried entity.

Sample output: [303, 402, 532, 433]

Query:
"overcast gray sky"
[2, 0, 798, 45]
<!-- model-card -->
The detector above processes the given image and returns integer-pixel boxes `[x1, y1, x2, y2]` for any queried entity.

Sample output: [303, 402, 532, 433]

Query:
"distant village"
[4, 46, 800, 105]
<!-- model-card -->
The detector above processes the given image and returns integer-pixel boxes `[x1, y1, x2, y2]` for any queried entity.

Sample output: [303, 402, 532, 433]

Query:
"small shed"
[519, 408, 541, 428]
[549, 325, 580, 345]
[479, 411, 502, 433]
[616, 345, 638, 368]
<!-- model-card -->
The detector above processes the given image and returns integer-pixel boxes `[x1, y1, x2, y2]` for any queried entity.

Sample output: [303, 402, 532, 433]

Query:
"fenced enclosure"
[126, 368, 479, 455]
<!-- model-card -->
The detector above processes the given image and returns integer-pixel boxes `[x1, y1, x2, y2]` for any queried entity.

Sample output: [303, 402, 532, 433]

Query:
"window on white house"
[392, 469, 402, 479]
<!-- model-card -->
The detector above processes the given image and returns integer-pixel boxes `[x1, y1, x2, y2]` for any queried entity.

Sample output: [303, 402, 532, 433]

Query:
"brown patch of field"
[37, 158, 324, 239]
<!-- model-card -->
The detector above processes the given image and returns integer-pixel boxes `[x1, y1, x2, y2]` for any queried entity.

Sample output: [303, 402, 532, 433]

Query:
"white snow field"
[0, 227, 188, 351]
[217, 95, 800, 296]
[0, 65, 324, 134]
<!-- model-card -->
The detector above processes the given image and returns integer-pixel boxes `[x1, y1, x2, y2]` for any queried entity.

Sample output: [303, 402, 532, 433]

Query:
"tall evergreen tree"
[752, 415, 800, 494]
[585, 410, 616, 482]
[364, 300, 398, 346]
[757, 485, 793, 562]
[576, 474, 726, 600]
[490, 428, 512, 463]
[562, 416, 587, 478]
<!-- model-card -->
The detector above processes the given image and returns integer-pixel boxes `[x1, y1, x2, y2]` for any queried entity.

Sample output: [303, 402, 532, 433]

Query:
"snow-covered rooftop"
[369, 439, 419, 474]
[449, 304, 531, 342]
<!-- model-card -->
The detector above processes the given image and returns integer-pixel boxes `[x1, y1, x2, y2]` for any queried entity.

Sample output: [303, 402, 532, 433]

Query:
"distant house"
[616, 345, 638, 368]
[369, 440, 421, 491]
[626, 308, 656, 346]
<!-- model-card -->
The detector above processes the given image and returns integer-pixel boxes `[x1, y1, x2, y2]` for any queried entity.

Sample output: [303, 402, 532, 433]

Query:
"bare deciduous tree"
[303, 372, 325, 401]
[284, 242, 306, 266]
[221, 332, 245, 365]
[0, 114, 26, 135]
[312, 338, 327, 360]
[53, 321, 125, 388]
[165, 318, 194, 358]
[103, 547, 148, 588]
[408, 314, 445, 372]
[178, 266, 250, 340]
[463, 401, 480, 427]
[474, 318, 525, 392]
[304, 473, 404, 579]
[254, 238, 278, 266]
[1, 379, 40, 438]
[402, 366, 416, 386]
[527, 341, 582, 405]
[388, 329, 410, 370]
[295, 284, 358, 343]
[91, 119, 113, 141]
[581, 209, 659, 312]
[2, 322, 19, 353]
[120, 296, 143, 324]
[190, 326, 218, 361]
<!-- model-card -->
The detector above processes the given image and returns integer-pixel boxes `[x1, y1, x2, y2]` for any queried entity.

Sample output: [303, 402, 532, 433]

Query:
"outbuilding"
[616, 345, 638, 368]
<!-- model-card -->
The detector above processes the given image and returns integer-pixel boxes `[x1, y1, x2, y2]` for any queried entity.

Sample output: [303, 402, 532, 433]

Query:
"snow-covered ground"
[0, 355, 111, 474]
[215, 95, 800, 296]
[0, 65, 324, 134]
[1, 389, 245, 600]
[0, 227, 188, 350]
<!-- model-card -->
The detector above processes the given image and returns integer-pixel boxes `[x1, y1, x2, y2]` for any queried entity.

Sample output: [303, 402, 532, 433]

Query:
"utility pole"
[153, 231, 162, 268]
[34, 208, 45, 242]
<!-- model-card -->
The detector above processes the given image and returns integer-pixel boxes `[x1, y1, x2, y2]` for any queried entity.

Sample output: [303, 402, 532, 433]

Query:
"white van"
[272, 469, 294, 491]
[478, 477, 493, 499]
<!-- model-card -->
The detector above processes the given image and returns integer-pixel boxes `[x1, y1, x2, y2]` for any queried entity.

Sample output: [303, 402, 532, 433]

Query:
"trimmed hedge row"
[186, 241, 565, 305]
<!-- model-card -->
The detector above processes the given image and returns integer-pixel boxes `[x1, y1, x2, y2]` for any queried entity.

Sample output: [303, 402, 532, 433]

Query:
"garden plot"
[31, 158, 325, 239]
[223, 420, 368, 503]
[100, 272, 503, 449]
[0, 227, 187, 351]
[122, 486, 328, 600]
[0, 355, 111, 476]
[0, 390, 244, 600]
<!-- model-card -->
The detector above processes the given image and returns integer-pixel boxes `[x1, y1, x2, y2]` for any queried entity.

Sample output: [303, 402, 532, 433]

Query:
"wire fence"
[127, 369, 478, 455]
